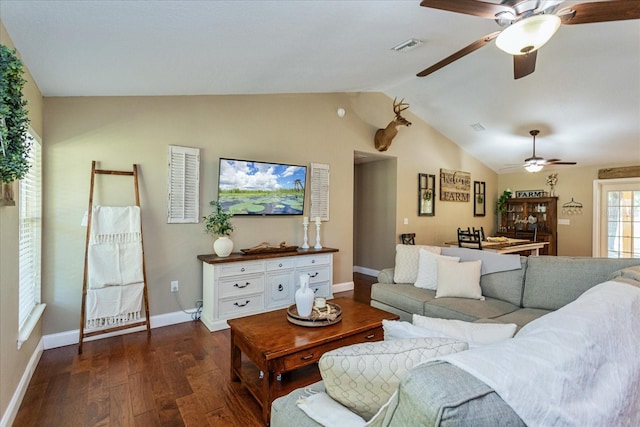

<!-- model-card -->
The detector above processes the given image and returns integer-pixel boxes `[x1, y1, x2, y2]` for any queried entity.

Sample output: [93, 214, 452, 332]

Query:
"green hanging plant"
[0, 45, 31, 184]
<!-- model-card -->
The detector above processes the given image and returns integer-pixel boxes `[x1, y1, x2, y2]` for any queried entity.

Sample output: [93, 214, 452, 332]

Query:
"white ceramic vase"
[295, 274, 314, 317]
[213, 236, 233, 257]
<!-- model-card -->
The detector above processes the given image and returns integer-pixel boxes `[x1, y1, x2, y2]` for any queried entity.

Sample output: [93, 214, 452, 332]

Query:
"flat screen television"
[217, 158, 307, 215]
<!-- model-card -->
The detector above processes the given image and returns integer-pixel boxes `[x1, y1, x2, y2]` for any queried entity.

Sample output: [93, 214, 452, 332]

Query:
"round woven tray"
[286, 302, 342, 327]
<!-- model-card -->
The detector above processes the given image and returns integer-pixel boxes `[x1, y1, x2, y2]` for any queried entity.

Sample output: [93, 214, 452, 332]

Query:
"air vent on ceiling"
[391, 39, 423, 52]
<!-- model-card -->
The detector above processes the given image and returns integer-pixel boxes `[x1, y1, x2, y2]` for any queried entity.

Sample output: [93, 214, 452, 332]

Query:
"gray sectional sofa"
[271, 256, 640, 426]
[371, 255, 640, 328]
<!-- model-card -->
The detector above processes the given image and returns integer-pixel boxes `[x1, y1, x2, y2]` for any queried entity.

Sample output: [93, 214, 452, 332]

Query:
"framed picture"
[418, 173, 435, 216]
[474, 181, 486, 217]
[439, 169, 470, 202]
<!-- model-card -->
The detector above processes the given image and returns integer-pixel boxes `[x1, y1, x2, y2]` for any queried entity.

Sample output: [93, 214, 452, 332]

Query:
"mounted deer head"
[374, 97, 411, 152]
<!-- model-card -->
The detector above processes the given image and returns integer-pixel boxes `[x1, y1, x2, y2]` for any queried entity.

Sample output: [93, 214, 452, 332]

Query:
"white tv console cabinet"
[197, 248, 338, 332]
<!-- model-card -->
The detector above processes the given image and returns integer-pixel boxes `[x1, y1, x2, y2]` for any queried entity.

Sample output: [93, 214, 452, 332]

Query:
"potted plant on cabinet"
[204, 200, 234, 257]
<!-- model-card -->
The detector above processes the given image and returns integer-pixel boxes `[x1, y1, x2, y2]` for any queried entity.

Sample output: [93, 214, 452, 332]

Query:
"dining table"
[443, 238, 549, 256]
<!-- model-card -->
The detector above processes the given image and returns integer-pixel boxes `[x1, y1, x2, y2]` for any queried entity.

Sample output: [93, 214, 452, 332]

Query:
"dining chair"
[401, 233, 416, 245]
[457, 228, 482, 250]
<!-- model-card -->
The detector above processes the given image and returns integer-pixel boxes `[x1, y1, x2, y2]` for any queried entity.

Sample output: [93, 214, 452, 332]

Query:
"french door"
[593, 178, 640, 258]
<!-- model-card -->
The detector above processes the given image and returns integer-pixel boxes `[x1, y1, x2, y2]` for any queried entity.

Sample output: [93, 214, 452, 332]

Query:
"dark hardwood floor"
[14, 273, 375, 427]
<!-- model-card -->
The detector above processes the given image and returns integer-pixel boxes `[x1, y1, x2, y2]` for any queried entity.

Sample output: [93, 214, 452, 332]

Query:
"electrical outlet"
[171, 280, 179, 293]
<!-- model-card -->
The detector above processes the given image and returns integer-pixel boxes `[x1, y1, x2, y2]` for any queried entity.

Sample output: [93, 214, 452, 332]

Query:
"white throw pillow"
[393, 244, 441, 284]
[382, 319, 451, 341]
[412, 314, 517, 347]
[414, 249, 460, 290]
[319, 337, 468, 421]
[435, 258, 484, 300]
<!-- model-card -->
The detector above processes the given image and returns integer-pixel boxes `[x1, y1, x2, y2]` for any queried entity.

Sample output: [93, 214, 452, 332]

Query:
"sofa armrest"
[389, 361, 525, 427]
[378, 268, 395, 284]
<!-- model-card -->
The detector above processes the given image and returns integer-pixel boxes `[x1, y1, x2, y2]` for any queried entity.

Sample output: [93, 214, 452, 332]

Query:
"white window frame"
[17, 128, 46, 349]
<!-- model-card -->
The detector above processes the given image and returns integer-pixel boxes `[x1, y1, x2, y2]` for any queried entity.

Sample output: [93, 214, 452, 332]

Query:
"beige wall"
[42, 92, 500, 335]
[498, 165, 638, 256]
[0, 21, 44, 423]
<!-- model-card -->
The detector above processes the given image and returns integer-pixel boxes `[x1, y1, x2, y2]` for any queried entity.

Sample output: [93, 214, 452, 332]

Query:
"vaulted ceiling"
[1, 0, 638, 173]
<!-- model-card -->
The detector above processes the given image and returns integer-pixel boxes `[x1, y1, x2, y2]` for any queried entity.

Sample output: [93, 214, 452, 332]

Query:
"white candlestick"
[314, 221, 322, 249]
[303, 216, 309, 225]
[301, 223, 309, 249]
[315, 216, 321, 225]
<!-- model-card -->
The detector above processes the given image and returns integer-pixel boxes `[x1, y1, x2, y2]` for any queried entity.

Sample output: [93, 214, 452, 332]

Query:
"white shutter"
[18, 132, 42, 330]
[167, 145, 200, 223]
[310, 163, 330, 221]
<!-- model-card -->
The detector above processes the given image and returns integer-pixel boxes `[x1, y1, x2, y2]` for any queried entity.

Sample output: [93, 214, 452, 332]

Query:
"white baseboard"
[353, 265, 380, 277]
[42, 310, 195, 350]
[333, 280, 354, 293]
[1, 337, 44, 427]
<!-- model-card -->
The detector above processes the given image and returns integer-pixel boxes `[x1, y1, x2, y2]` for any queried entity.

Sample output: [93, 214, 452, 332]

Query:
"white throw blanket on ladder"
[86, 206, 144, 329]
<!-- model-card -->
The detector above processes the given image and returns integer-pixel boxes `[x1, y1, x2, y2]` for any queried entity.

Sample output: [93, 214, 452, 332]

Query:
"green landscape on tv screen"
[217, 158, 307, 215]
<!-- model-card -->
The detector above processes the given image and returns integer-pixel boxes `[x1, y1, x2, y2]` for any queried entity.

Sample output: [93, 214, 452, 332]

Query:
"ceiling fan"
[504, 129, 577, 173]
[417, 0, 640, 79]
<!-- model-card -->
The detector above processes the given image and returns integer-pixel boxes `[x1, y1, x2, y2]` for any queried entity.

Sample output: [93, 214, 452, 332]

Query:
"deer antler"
[393, 97, 410, 115]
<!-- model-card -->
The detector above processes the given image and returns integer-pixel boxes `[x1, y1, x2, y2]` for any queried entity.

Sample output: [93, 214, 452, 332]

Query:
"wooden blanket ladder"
[79, 161, 151, 354]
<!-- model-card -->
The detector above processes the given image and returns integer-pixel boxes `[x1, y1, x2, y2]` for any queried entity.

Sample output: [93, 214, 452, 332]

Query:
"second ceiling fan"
[417, 0, 640, 79]
[506, 129, 577, 173]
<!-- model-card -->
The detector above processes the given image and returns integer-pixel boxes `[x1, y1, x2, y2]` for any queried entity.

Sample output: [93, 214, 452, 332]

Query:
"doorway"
[593, 178, 640, 258]
[353, 151, 397, 275]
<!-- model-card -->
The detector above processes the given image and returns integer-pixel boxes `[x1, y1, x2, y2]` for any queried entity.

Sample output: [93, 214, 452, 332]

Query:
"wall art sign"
[515, 189, 546, 198]
[439, 169, 470, 202]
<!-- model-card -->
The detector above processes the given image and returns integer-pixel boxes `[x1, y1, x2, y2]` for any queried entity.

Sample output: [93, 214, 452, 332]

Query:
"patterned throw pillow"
[393, 244, 441, 284]
[319, 337, 468, 420]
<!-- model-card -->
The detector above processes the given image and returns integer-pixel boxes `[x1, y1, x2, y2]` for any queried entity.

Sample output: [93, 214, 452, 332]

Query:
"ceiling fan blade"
[420, 0, 515, 19]
[513, 51, 537, 79]
[545, 161, 577, 165]
[417, 31, 500, 77]
[558, 1, 640, 25]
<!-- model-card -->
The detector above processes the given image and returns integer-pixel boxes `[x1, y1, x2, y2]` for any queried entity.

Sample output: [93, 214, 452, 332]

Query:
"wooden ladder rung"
[94, 169, 135, 176]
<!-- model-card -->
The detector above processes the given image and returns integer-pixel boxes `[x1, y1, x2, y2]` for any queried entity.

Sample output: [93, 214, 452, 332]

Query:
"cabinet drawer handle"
[364, 334, 375, 340]
[309, 272, 319, 278]
[234, 300, 250, 307]
[313, 288, 318, 294]
[278, 284, 284, 291]
[240, 267, 245, 272]
[301, 354, 314, 361]
[278, 263, 283, 267]
[311, 259, 315, 264]
[234, 282, 250, 288]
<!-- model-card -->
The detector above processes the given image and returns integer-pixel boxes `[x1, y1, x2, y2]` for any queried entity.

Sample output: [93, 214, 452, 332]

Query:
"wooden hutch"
[497, 196, 557, 255]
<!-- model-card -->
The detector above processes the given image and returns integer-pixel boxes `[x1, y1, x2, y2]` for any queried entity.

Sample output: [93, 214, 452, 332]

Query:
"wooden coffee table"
[227, 297, 399, 425]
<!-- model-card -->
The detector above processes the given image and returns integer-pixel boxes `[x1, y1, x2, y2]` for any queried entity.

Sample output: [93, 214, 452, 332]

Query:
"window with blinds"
[18, 130, 45, 347]
[167, 145, 200, 223]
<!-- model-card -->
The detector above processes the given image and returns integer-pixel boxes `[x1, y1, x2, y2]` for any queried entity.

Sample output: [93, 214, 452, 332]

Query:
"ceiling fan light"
[525, 163, 544, 173]
[496, 14, 561, 55]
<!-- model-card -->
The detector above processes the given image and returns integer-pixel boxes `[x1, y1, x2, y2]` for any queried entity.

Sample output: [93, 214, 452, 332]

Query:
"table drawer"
[219, 294, 264, 318]
[219, 274, 265, 298]
[218, 261, 264, 277]
[309, 282, 330, 298]
[295, 255, 330, 268]
[281, 327, 384, 372]
[298, 266, 330, 284]
[266, 258, 295, 271]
